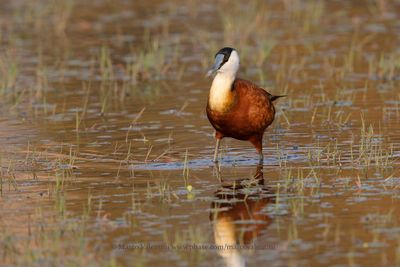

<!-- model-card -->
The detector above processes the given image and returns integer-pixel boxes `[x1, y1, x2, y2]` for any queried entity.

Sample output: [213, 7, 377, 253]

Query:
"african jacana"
[206, 47, 284, 164]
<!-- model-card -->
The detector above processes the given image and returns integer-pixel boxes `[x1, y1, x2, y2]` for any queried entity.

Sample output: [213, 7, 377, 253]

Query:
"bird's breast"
[208, 90, 235, 113]
[208, 74, 236, 113]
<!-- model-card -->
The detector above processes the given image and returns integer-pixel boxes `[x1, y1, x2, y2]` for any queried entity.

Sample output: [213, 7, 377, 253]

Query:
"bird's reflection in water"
[210, 164, 274, 267]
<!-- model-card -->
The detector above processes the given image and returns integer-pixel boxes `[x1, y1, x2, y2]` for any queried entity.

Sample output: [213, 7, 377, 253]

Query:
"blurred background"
[0, 0, 400, 266]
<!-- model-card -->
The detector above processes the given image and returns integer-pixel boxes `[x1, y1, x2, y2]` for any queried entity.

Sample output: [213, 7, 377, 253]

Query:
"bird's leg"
[258, 151, 264, 165]
[254, 164, 265, 186]
[213, 138, 221, 163]
[213, 161, 222, 182]
[254, 164, 264, 179]
[213, 132, 224, 163]
[250, 135, 264, 165]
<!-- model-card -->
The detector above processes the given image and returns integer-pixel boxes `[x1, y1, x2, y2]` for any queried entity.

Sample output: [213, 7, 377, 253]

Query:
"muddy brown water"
[1, 0, 400, 266]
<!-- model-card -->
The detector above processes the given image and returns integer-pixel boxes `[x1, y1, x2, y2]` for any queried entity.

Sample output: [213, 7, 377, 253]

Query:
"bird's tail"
[269, 95, 287, 102]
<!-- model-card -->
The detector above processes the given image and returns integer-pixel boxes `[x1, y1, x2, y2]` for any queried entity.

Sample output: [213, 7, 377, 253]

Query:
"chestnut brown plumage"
[206, 47, 284, 164]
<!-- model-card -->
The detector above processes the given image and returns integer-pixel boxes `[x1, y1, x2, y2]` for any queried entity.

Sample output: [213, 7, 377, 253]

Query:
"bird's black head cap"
[215, 47, 234, 69]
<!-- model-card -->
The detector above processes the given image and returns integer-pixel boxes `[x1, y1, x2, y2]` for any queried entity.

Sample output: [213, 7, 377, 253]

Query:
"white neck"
[208, 50, 239, 112]
[208, 72, 235, 112]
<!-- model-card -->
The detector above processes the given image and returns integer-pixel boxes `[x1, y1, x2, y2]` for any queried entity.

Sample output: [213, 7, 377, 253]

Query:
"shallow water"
[1, 0, 400, 266]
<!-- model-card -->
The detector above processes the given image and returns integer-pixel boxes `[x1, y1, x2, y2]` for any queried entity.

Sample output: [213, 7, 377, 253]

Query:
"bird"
[206, 47, 285, 165]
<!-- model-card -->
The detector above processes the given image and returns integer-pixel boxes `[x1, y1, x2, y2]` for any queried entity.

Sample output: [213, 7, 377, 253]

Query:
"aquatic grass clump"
[0, 45, 55, 111]
[283, 0, 325, 33]
[218, 1, 277, 70]
[368, 52, 400, 81]
[0, 50, 19, 103]
[95, 36, 181, 112]
[125, 36, 181, 83]
[356, 117, 394, 176]
[12, 0, 75, 35]
[0, 205, 115, 266]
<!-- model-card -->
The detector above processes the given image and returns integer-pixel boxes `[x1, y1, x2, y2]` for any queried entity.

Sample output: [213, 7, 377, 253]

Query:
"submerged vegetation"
[0, 0, 400, 266]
